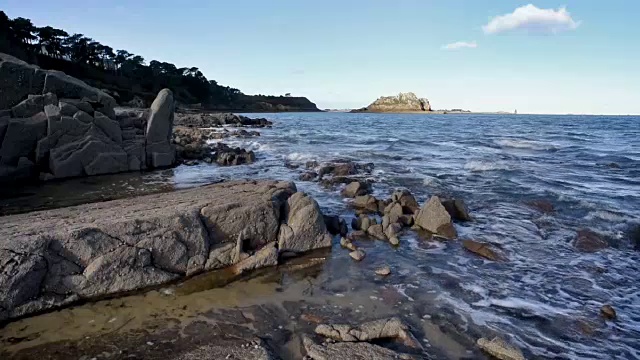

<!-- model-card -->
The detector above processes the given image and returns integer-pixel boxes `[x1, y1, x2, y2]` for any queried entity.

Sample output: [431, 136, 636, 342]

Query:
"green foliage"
[0, 10, 242, 105]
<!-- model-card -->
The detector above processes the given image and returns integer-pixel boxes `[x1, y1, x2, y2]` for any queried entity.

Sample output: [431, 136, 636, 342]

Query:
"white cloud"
[483, 4, 581, 35]
[442, 41, 478, 50]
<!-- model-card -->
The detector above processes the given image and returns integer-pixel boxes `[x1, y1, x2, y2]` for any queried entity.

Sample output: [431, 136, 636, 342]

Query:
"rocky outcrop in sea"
[352, 92, 431, 113]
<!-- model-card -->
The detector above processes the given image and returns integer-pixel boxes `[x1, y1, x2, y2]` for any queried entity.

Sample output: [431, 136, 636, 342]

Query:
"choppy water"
[3, 113, 640, 359]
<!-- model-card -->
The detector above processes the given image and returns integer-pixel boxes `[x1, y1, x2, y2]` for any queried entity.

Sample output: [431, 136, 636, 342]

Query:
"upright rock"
[145, 89, 176, 168]
[278, 192, 333, 253]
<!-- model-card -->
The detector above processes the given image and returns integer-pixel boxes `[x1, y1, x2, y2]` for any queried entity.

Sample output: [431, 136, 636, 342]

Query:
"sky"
[3, 0, 640, 114]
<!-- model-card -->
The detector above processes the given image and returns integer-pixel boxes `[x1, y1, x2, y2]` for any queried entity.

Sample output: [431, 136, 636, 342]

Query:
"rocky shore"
[0, 180, 332, 322]
[351, 92, 431, 113]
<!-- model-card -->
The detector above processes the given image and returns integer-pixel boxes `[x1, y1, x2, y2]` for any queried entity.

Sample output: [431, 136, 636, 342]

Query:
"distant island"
[351, 92, 431, 113]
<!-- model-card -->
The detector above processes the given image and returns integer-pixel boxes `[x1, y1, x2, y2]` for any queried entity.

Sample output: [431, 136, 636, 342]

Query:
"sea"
[2, 112, 639, 359]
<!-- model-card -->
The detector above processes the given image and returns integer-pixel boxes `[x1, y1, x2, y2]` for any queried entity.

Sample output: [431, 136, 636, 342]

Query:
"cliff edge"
[352, 92, 431, 113]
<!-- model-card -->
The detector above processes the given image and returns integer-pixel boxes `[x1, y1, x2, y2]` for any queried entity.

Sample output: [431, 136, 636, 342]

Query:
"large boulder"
[278, 192, 333, 253]
[0, 180, 329, 322]
[0, 114, 47, 165]
[146, 89, 176, 168]
[414, 196, 457, 239]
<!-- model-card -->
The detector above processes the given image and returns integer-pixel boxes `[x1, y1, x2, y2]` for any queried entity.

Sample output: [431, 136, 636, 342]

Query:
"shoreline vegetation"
[0, 11, 320, 112]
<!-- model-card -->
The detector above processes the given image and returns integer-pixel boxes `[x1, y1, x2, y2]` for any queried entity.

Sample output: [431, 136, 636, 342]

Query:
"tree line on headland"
[0, 11, 243, 106]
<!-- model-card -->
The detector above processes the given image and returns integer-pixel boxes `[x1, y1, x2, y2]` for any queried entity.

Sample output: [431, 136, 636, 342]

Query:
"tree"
[9, 17, 37, 53]
[36, 26, 69, 58]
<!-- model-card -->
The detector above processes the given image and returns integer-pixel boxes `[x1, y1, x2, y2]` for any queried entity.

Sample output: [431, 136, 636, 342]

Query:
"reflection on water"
[1, 113, 639, 358]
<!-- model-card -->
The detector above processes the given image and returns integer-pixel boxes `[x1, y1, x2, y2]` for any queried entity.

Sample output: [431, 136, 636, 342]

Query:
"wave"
[495, 139, 560, 151]
[285, 152, 317, 162]
[464, 160, 510, 172]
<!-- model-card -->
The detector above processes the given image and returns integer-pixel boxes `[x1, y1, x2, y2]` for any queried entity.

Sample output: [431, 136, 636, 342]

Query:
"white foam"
[285, 152, 317, 162]
[584, 210, 631, 222]
[464, 160, 509, 172]
[495, 139, 559, 151]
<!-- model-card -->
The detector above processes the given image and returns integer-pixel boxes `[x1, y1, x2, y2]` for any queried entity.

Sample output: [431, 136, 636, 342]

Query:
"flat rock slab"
[0, 180, 331, 322]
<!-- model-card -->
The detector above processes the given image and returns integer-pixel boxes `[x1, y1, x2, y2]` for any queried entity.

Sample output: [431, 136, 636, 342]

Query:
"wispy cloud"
[442, 41, 478, 50]
[483, 4, 581, 35]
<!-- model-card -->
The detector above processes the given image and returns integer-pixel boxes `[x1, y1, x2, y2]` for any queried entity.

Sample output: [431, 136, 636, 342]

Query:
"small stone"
[462, 239, 504, 261]
[375, 266, 391, 276]
[340, 237, 357, 251]
[350, 249, 366, 261]
[389, 236, 400, 246]
[574, 229, 608, 253]
[477, 337, 525, 360]
[367, 224, 386, 241]
[601, 305, 617, 320]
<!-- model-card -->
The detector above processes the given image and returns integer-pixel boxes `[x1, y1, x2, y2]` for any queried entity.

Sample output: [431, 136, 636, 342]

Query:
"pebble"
[349, 249, 366, 261]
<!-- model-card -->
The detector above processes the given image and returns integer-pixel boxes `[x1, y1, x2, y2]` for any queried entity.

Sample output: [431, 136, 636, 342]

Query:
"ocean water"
[180, 112, 640, 358]
[3, 112, 640, 358]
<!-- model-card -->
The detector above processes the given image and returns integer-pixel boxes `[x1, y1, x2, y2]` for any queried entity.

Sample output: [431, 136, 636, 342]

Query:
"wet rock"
[601, 305, 617, 320]
[278, 192, 333, 253]
[349, 249, 366, 261]
[441, 198, 472, 221]
[476, 337, 525, 360]
[353, 195, 379, 213]
[213, 143, 256, 166]
[399, 215, 414, 227]
[628, 224, 640, 250]
[174, 112, 272, 128]
[384, 223, 402, 245]
[462, 240, 505, 261]
[301, 313, 325, 324]
[342, 181, 371, 198]
[527, 199, 555, 214]
[324, 215, 343, 236]
[340, 237, 357, 251]
[303, 335, 415, 360]
[375, 266, 391, 276]
[383, 202, 403, 223]
[377, 199, 391, 213]
[0, 180, 328, 322]
[352, 215, 372, 232]
[314, 317, 421, 349]
[414, 196, 457, 239]
[367, 224, 386, 240]
[574, 229, 608, 253]
[382, 215, 390, 231]
[300, 171, 318, 181]
[391, 189, 420, 214]
[347, 231, 367, 241]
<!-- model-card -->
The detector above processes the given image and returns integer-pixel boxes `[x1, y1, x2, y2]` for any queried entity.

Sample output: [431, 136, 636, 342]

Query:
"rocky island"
[352, 92, 431, 113]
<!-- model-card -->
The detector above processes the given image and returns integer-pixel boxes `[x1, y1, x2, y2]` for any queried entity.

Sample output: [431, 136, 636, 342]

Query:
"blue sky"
[3, 0, 640, 114]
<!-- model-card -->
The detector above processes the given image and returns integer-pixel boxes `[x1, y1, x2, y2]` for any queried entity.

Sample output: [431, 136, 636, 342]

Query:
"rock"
[441, 198, 472, 221]
[414, 196, 457, 239]
[60, 98, 94, 115]
[278, 192, 333, 253]
[340, 237, 357, 251]
[353, 195, 379, 213]
[213, 143, 256, 166]
[347, 230, 367, 241]
[42, 70, 116, 118]
[377, 199, 391, 214]
[0, 114, 47, 165]
[342, 181, 371, 198]
[388, 236, 400, 246]
[146, 89, 176, 168]
[391, 189, 420, 214]
[299, 171, 317, 181]
[476, 337, 525, 360]
[601, 305, 617, 320]
[11, 95, 44, 118]
[58, 100, 80, 116]
[382, 215, 390, 231]
[303, 335, 415, 360]
[384, 223, 402, 242]
[574, 229, 608, 252]
[324, 215, 342, 236]
[399, 215, 414, 227]
[357, 215, 372, 232]
[367, 224, 387, 241]
[349, 249, 366, 261]
[629, 224, 640, 250]
[375, 266, 391, 276]
[174, 112, 273, 128]
[314, 318, 421, 349]
[462, 240, 504, 261]
[94, 111, 122, 143]
[0, 180, 329, 322]
[383, 202, 403, 223]
[353, 92, 430, 113]
[125, 95, 145, 108]
[526, 199, 555, 214]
